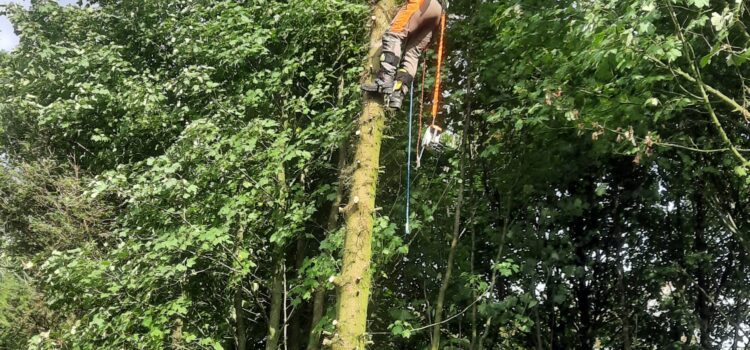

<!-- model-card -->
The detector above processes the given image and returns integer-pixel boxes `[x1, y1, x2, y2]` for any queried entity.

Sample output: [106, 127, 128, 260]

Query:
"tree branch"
[664, 1, 750, 166]
[670, 67, 750, 121]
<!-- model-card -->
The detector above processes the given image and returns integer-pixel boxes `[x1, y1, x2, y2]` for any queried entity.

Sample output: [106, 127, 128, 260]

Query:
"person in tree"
[361, 0, 444, 110]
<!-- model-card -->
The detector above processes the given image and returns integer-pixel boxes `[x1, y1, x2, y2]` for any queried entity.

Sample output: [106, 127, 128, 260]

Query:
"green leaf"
[734, 166, 747, 177]
[595, 183, 609, 197]
[690, 0, 709, 8]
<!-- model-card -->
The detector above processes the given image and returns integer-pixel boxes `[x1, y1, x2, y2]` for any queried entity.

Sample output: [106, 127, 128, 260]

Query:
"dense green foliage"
[0, 0, 748, 349]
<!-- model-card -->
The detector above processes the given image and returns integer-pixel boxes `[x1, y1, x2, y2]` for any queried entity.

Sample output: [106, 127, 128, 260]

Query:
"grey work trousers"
[381, 0, 443, 81]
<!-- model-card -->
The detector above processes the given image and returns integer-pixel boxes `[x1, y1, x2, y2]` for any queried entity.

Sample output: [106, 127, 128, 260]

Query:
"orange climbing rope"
[430, 12, 447, 127]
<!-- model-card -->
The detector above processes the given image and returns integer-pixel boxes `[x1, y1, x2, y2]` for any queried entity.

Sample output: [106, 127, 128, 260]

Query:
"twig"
[670, 67, 750, 121]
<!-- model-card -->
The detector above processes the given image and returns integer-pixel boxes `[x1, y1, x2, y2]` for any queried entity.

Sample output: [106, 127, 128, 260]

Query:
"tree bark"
[617, 237, 631, 350]
[731, 309, 740, 350]
[172, 316, 183, 349]
[307, 287, 326, 350]
[331, 1, 396, 349]
[548, 279, 561, 350]
[266, 253, 285, 350]
[470, 225, 478, 350]
[288, 237, 307, 350]
[233, 225, 248, 350]
[235, 278, 247, 350]
[234, 289, 247, 350]
[570, 179, 595, 350]
[268, 167, 290, 350]
[693, 186, 712, 350]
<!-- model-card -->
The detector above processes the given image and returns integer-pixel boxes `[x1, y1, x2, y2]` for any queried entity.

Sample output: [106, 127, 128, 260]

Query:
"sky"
[0, 0, 79, 52]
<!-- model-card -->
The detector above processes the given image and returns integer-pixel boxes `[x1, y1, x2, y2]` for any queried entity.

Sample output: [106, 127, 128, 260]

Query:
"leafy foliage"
[1, 0, 749, 349]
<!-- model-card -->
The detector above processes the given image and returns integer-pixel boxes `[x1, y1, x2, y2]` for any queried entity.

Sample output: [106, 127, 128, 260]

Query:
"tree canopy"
[0, 0, 748, 349]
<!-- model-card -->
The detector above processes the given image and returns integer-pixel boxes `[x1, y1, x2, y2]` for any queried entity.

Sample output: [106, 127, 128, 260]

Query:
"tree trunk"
[234, 227, 248, 350]
[267, 253, 285, 350]
[331, 1, 396, 349]
[533, 303, 543, 350]
[604, 172, 631, 350]
[571, 180, 595, 350]
[613, 199, 631, 350]
[731, 309, 740, 350]
[429, 158, 465, 350]
[288, 237, 307, 350]
[172, 317, 183, 349]
[693, 186, 712, 350]
[574, 252, 593, 350]
[307, 287, 326, 350]
[234, 289, 247, 350]
[548, 280, 560, 350]
[430, 75, 472, 350]
[268, 167, 290, 350]
[470, 225, 477, 350]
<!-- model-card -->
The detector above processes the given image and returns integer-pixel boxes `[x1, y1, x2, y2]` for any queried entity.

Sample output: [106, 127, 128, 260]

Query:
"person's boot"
[361, 52, 399, 93]
[361, 72, 395, 93]
[388, 83, 406, 110]
[387, 69, 414, 111]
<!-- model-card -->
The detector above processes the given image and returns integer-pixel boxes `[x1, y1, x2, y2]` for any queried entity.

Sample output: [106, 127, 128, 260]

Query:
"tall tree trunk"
[172, 316, 183, 349]
[429, 154, 465, 350]
[288, 237, 306, 350]
[533, 301, 543, 350]
[430, 75, 472, 350]
[693, 186, 712, 350]
[531, 209, 544, 350]
[548, 279, 560, 350]
[571, 180, 595, 350]
[617, 252, 631, 350]
[731, 308, 740, 350]
[574, 251, 593, 350]
[470, 225, 478, 350]
[234, 272, 247, 349]
[234, 289, 247, 350]
[233, 225, 248, 350]
[307, 287, 326, 350]
[331, 1, 396, 349]
[267, 253, 285, 350]
[614, 203, 631, 350]
[268, 167, 290, 350]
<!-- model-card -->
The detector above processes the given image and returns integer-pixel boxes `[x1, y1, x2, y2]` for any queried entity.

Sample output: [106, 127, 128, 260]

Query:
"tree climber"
[361, 0, 444, 110]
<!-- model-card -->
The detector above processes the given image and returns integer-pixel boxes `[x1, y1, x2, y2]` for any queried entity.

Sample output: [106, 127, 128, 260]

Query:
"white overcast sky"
[0, 0, 79, 52]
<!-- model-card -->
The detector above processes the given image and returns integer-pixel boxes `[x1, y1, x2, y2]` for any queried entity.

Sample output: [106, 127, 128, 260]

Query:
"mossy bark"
[331, 1, 396, 349]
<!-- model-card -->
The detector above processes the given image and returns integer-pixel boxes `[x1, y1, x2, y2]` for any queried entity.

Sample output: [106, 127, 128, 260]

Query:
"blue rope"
[405, 80, 414, 234]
